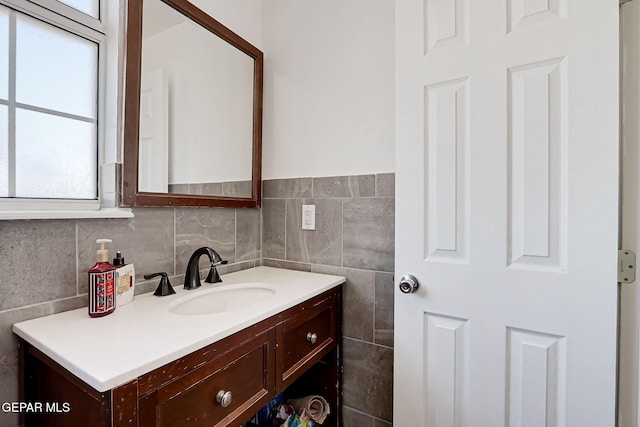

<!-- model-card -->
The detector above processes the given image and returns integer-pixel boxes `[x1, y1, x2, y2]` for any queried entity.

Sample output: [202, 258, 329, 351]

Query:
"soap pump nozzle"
[96, 239, 112, 263]
[113, 250, 125, 267]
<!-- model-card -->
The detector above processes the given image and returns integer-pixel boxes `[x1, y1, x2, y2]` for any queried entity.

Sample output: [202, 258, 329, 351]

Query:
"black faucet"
[183, 247, 228, 290]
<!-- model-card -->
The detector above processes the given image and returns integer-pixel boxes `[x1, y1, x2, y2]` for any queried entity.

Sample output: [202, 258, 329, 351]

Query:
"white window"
[0, 0, 131, 218]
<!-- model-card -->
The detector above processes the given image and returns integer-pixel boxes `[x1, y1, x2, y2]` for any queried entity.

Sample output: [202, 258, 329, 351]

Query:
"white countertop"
[13, 267, 344, 392]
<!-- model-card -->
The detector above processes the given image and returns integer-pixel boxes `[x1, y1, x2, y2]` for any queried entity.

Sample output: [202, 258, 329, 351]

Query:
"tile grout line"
[309, 181, 313, 265]
[372, 177, 377, 343]
[341, 199, 344, 268]
[259, 187, 263, 266]
[260, 258, 394, 276]
[0, 294, 88, 315]
[75, 220, 80, 295]
[343, 335, 394, 350]
[343, 405, 392, 426]
[372, 261, 376, 344]
[374, 173, 377, 198]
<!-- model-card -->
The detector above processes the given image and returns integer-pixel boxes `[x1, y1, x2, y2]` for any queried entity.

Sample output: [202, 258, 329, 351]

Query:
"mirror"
[122, 0, 263, 208]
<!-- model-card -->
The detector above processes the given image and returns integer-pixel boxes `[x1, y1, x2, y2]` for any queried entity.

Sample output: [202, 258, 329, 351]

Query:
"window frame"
[0, 0, 132, 219]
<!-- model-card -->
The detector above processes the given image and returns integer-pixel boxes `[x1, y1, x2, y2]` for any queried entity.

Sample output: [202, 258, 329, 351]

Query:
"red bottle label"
[89, 270, 116, 315]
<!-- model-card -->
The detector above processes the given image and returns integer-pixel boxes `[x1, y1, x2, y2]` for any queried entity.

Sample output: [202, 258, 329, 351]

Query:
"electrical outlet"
[302, 205, 315, 230]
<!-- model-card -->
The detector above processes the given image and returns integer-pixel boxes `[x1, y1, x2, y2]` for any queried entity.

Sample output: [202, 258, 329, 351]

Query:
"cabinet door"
[140, 331, 274, 427]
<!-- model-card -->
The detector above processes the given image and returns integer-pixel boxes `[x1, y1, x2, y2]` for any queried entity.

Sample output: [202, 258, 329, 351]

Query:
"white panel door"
[394, 0, 619, 425]
[138, 68, 168, 193]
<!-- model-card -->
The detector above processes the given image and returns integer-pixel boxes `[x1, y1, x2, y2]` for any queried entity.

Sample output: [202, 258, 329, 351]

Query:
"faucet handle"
[204, 260, 228, 283]
[144, 272, 176, 297]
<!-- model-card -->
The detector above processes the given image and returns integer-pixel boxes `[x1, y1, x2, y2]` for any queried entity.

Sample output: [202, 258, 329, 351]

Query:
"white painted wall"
[620, 2, 640, 426]
[261, 0, 395, 180]
[191, 0, 262, 50]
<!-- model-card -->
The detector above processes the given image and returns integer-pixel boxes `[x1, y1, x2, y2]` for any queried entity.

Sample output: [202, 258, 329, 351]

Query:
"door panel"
[424, 78, 469, 261]
[138, 68, 168, 193]
[508, 58, 565, 269]
[395, 0, 619, 425]
[424, 313, 468, 427]
[506, 328, 565, 427]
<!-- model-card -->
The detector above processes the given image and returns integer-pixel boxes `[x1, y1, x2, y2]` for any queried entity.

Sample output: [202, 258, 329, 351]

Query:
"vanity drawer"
[145, 332, 273, 427]
[276, 294, 337, 391]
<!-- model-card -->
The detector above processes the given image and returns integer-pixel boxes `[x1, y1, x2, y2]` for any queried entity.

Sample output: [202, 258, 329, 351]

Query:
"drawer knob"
[216, 390, 233, 408]
[306, 332, 318, 344]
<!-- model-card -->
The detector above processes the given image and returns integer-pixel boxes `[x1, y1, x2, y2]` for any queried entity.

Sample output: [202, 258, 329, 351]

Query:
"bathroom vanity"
[13, 267, 344, 427]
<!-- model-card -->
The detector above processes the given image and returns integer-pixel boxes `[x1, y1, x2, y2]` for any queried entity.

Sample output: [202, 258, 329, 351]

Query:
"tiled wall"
[168, 179, 253, 198]
[0, 173, 395, 427]
[262, 174, 395, 426]
[0, 207, 260, 427]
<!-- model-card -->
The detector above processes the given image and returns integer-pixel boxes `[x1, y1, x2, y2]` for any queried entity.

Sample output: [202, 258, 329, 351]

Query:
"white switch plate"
[302, 205, 315, 230]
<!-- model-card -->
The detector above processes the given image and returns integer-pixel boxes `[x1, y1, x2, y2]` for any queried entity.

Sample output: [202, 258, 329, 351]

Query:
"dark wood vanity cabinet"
[19, 286, 342, 427]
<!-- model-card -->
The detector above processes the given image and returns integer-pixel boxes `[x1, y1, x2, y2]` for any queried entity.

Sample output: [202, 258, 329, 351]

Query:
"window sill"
[0, 208, 134, 221]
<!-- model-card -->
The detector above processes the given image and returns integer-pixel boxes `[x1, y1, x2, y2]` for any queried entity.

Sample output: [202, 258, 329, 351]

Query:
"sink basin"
[170, 284, 277, 315]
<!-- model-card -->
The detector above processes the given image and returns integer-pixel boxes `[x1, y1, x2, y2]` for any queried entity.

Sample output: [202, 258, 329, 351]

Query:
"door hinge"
[618, 249, 636, 284]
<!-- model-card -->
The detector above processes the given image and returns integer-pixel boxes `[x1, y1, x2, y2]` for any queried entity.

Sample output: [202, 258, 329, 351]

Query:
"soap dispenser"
[88, 239, 116, 318]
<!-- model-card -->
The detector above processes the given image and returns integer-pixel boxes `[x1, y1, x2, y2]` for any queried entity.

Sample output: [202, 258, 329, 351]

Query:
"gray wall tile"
[0, 349, 19, 427]
[313, 175, 375, 198]
[188, 183, 204, 195]
[200, 182, 224, 196]
[263, 178, 312, 199]
[217, 260, 257, 276]
[312, 265, 374, 342]
[262, 199, 286, 259]
[286, 199, 342, 266]
[374, 272, 394, 347]
[343, 198, 394, 272]
[77, 208, 174, 291]
[262, 173, 395, 424]
[135, 276, 164, 295]
[375, 173, 395, 197]
[262, 259, 312, 272]
[343, 337, 394, 421]
[168, 183, 189, 194]
[3, 173, 394, 426]
[343, 407, 374, 427]
[175, 208, 236, 274]
[223, 181, 253, 198]
[0, 220, 77, 311]
[236, 209, 261, 262]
